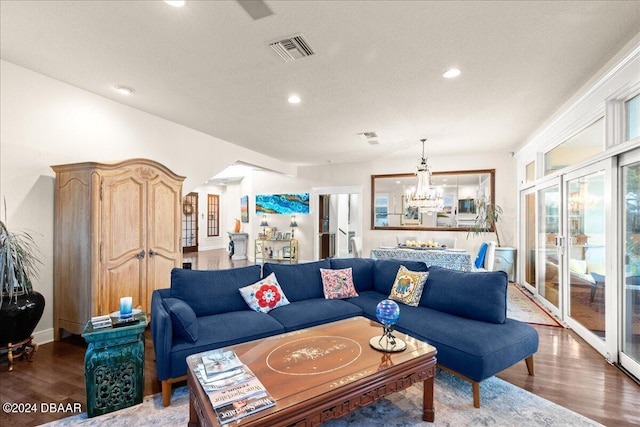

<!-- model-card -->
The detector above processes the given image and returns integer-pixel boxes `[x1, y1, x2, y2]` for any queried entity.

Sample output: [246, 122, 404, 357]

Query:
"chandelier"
[404, 139, 444, 211]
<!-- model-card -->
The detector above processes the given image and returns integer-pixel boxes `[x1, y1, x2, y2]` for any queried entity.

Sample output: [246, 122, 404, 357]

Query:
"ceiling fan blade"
[237, 0, 273, 20]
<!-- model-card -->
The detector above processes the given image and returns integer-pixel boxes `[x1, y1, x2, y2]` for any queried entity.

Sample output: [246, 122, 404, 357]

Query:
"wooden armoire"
[51, 159, 185, 339]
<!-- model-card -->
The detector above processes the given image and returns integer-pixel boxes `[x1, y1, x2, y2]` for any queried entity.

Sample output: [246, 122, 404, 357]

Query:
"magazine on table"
[192, 350, 276, 424]
[213, 392, 276, 425]
[202, 349, 244, 377]
[195, 364, 256, 391]
[206, 375, 268, 408]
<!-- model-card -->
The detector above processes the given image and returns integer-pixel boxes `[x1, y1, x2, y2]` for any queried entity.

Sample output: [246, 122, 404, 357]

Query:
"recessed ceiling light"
[165, 0, 185, 7]
[114, 85, 135, 95]
[443, 68, 461, 79]
[288, 94, 301, 104]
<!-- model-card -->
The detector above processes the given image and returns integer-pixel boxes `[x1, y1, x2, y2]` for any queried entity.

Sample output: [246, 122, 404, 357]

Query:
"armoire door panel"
[147, 254, 177, 305]
[105, 258, 146, 314]
[104, 176, 146, 259]
[148, 178, 181, 253]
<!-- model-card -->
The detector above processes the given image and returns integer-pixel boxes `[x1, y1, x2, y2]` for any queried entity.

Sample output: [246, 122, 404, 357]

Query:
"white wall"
[0, 60, 294, 343]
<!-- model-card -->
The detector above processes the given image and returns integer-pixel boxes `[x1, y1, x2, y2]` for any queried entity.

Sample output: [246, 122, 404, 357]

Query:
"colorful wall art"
[240, 195, 249, 223]
[256, 193, 310, 215]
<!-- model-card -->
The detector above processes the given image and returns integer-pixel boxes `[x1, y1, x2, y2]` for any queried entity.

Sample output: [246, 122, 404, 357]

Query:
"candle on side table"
[120, 296, 133, 319]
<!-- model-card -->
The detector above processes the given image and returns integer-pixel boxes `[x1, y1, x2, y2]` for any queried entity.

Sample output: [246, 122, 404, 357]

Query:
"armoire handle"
[149, 249, 156, 257]
[136, 250, 145, 259]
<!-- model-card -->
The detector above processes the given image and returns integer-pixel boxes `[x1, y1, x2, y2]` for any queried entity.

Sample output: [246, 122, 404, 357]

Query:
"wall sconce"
[289, 215, 298, 238]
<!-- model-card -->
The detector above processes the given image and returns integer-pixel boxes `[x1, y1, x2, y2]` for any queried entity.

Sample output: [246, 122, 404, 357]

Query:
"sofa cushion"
[373, 259, 429, 295]
[421, 266, 508, 324]
[239, 273, 290, 313]
[395, 306, 538, 382]
[388, 265, 428, 307]
[346, 290, 387, 322]
[330, 258, 375, 292]
[163, 297, 199, 343]
[168, 311, 285, 379]
[267, 298, 363, 331]
[263, 260, 330, 302]
[320, 268, 359, 299]
[170, 266, 262, 317]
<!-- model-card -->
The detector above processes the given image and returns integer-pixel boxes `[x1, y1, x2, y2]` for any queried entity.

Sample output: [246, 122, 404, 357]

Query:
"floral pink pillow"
[320, 268, 359, 299]
[239, 273, 290, 313]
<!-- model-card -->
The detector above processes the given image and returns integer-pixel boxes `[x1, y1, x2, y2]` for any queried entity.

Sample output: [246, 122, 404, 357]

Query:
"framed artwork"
[274, 231, 283, 240]
[284, 232, 291, 240]
[240, 195, 249, 223]
[283, 246, 291, 258]
[255, 193, 310, 215]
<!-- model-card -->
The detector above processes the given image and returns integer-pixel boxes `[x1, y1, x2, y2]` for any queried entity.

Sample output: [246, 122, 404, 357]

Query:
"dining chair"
[437, 237, 457, 248]
[350, 236, 363, 258]
[474, 241, 497, 271]
[590, 272, 605, 302]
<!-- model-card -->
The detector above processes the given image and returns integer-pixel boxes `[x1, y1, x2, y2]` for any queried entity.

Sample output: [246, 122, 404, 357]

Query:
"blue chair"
[474, 241, 497, 271]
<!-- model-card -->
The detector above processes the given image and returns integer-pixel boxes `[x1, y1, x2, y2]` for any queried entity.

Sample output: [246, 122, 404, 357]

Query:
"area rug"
[508, 283, 563, 327]
[39, 370, 601, 427]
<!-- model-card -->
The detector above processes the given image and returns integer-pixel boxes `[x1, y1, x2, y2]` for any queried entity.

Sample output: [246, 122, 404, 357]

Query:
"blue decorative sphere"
[376, 299, 400, 326]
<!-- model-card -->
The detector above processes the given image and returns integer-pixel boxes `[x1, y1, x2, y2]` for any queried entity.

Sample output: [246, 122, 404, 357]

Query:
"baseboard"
[32, 328, 54, 345]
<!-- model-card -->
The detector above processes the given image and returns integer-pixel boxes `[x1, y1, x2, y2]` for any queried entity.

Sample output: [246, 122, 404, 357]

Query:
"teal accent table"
[81, 313, 147, 417]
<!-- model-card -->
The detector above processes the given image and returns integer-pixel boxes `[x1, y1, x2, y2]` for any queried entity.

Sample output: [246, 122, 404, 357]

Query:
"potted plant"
[469, 196, 504, 247]
[468, 196, 516, 280]
[0, 216, 45, 361]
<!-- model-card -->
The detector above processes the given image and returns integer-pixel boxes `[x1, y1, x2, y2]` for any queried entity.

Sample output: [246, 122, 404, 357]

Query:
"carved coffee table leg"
[423, 376, 435, 422]
[188, 385, 200, 427]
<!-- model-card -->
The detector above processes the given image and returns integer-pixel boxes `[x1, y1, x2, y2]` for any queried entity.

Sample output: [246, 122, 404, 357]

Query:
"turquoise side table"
[81, 313, 147, 417]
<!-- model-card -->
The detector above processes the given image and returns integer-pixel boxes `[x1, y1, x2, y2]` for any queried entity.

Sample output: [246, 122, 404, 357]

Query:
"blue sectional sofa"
[151, 258, 539, 408]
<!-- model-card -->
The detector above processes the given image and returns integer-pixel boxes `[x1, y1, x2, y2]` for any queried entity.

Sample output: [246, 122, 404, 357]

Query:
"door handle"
[136, 250, 145, 259]
[149, 249, 157, 257]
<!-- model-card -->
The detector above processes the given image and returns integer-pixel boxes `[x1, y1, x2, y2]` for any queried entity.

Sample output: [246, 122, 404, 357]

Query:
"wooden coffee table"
[187, 316, 437, 426]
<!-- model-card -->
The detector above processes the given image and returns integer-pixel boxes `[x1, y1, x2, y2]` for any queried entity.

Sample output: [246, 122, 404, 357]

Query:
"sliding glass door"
[620, 149, 640, 379]
[537, 182, 561, 314]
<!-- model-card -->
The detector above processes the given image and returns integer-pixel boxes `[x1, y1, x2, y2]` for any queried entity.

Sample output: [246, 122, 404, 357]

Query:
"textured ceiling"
[1, 0, 638, 165]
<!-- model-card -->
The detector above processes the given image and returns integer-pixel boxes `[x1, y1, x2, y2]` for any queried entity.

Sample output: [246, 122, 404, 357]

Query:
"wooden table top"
[187, 316, 437, 426]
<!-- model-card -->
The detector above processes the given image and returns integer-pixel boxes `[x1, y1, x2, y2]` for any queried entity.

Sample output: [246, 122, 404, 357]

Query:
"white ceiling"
[1, 0, 638, 166]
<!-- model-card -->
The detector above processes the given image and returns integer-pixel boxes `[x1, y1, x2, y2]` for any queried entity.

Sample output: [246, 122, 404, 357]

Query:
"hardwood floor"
[1, 249, 639, 426]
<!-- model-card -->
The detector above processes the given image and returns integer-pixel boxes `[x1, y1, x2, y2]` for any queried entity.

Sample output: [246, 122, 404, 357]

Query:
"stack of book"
[90, 315, 112, 330]
[194, 350, 275, 425]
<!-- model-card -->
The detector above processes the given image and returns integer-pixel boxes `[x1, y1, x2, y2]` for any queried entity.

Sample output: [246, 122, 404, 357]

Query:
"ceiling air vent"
[270, 34, 316, 62]
[358, 131, 379, 144]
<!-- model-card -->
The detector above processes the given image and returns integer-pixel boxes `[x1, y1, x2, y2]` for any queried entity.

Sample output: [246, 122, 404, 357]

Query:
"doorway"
[182, 192, 198, 253]
[312, 186, 362, 261]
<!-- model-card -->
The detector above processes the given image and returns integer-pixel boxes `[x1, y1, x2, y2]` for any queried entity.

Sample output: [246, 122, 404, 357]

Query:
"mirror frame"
[370, 169, 496, 232]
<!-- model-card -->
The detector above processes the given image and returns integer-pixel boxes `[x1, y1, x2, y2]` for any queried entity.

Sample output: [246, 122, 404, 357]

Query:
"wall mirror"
[371, 169, 495, 231]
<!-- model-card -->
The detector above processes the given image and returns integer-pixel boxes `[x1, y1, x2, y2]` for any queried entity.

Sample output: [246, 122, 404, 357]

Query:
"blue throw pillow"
[475, 242, 488, 268]
[163, 298, 199, 343]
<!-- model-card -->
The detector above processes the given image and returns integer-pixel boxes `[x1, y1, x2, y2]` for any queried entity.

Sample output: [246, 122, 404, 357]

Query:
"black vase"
[0, 291, 45, 347]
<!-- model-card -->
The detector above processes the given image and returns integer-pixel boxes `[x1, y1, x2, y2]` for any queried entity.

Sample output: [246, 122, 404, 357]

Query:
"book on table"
[194, 349, 275, 424]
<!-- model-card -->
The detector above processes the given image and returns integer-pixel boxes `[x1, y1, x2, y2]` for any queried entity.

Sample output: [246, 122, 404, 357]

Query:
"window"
[525, 161, 536, 183]
[627, 94, 639, 140]
[207, 194, 219, 237]
[544, 117, 604, 176]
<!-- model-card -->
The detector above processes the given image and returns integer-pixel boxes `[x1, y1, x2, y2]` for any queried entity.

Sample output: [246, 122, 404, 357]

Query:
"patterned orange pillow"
[320, 268, 359, 299]
[389, 265, 429, 307]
